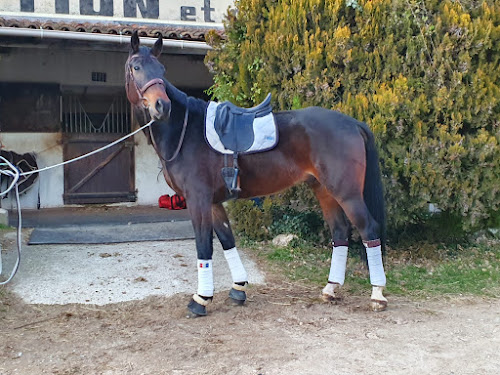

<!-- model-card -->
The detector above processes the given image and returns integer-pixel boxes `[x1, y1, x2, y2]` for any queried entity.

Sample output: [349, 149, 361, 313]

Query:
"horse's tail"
[358, 122, 386, 254]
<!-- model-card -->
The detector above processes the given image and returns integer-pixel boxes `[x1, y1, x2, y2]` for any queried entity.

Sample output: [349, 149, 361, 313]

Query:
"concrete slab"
[9, 205, 191, 228]
[2, 236, 265, 305]
[29, 221, 195, 244]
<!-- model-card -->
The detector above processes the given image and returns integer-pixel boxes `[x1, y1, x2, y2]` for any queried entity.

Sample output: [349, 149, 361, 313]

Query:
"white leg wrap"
[365, 244, 386, 287]
[328, 246, 348, 285]
[223, 247, 248, 283]
[322, 282, 340, 298]
[197, 259, 214, 297]
[371, 286, 387, 302]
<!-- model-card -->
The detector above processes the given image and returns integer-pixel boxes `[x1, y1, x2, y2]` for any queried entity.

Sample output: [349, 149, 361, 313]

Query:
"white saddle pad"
[204, 101, 278, 155]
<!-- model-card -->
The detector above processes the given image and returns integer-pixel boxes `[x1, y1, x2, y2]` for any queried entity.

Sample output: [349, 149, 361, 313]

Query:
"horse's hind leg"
[212, 203, 248, 305]
[310, 181, 350, 303]
[317, 166, 387, 311]
[337, 195, 387, 311]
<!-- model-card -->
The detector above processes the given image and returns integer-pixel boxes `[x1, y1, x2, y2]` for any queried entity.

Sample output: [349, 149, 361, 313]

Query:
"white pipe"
[0, 27, 212, 51]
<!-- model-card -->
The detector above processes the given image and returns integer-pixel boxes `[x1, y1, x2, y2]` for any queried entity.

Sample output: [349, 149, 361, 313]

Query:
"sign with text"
[1, 0, 234, 23]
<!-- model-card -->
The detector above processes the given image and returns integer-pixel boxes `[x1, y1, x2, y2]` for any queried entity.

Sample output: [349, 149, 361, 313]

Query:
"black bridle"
[125, 57, 189, 163]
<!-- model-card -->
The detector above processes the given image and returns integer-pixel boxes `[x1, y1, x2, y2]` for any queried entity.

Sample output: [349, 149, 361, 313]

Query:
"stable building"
[0, 0, 231, 209]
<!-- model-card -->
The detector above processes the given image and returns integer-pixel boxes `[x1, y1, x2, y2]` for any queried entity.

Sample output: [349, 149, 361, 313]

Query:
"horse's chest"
[161, 164, 183, 195]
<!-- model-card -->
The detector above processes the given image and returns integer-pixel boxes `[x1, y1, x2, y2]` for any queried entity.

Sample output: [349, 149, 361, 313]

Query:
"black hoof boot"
[228, 282, 247, 305]
[186, 295, 210, 317]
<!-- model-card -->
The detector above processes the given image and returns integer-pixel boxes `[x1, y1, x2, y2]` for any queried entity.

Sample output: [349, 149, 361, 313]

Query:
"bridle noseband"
[126, 61, 166, 109]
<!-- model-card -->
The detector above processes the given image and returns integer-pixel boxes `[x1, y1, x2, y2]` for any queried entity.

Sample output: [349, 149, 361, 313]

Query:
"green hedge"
[206, 0, 500, 234]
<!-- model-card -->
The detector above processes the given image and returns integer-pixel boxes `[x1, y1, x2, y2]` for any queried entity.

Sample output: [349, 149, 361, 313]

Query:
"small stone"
[272, 234, 298, 247]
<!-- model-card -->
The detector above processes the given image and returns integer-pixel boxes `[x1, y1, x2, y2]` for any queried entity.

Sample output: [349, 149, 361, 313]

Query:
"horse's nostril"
[156, 99, 164, 114]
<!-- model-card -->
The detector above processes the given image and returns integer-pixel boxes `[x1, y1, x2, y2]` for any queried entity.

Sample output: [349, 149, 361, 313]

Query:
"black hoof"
[229, 288, 246, 305]
[187, 298, 207, 317]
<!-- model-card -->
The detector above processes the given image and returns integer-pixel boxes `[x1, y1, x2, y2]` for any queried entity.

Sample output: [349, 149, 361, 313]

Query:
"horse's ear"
[151, 36, 163, 58]
[130, 31, 140, 54]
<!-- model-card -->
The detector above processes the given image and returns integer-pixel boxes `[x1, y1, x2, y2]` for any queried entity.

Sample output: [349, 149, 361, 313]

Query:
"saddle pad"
[205, 101, 278, 155]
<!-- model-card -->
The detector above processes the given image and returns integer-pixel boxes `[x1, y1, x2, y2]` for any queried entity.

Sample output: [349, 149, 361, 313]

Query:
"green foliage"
[226, 199, 273, 241]
[226, 197, 330, 242]
[207, 0, 500, 233]
[268, 206, 329, 244]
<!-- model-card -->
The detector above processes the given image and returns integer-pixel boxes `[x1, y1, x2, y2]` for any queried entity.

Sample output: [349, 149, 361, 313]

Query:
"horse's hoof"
[187, 299, 207, 317]
[370, 286, 387, 312]
[321, 293, 342, 304]
[321, 282, 341, 303]
[187, 296, 209, 317]
[370, 299, 388, 312]
[228, 288, 246, 305]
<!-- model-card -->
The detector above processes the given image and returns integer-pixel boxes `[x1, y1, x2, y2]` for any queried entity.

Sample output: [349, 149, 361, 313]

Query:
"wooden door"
[62, 95, 135, 204]
[63, 134, 136, 204]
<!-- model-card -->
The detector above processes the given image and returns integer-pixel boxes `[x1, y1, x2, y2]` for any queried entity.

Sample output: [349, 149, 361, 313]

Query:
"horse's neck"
[151, 83, 207, 162]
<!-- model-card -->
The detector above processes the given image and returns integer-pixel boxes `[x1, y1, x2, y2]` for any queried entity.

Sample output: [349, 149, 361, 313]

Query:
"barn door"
[62, 95, 136, 204]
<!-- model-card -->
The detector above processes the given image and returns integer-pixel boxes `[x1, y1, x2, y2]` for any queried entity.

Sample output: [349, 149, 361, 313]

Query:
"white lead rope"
[0, 157, 22, 285]
[20, 120, 155, 177]
[0, 120, 155, 284]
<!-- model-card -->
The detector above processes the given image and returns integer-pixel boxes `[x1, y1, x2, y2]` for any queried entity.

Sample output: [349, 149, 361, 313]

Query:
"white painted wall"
[0, 48, 127, 87]
[134, 131, 175, 205]
[0, 47, 212, 89]
[1, 0, 234, 24]
[0, 133, 64, 209]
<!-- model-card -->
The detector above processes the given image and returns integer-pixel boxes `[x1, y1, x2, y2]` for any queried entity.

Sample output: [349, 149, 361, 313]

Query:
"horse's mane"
[163, 79, 188, 106]
[163, 79, 209, 118]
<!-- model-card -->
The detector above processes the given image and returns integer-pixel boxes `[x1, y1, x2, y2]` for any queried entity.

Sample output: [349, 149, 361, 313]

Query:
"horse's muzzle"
[150, 98, 171, 120]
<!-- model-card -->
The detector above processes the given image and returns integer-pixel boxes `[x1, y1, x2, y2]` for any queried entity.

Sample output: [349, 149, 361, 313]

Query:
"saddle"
[206, 93, 276, 198]
[214, 93, 273, 153]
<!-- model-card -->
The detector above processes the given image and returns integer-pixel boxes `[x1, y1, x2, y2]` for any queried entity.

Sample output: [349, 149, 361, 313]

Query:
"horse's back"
[274, 106, 369, 153]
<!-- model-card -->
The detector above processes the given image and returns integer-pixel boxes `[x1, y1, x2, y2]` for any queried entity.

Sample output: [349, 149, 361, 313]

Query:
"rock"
[272, 234, 298, 247]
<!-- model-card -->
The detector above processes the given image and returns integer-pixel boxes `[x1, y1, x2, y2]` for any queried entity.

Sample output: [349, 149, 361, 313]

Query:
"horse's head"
[125, 31, 171, 121]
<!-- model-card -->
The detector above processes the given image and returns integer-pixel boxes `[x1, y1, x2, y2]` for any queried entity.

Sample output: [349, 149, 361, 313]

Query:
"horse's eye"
[133, 66, 140, 71]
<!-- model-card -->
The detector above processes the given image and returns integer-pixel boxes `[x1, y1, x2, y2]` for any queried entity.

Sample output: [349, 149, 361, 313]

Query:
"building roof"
[0, 13, 224, 42]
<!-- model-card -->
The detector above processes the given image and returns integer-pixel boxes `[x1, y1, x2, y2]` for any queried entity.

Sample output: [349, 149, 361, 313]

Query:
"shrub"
[207, 0, 500, 236]
[226, 198, 273, 240]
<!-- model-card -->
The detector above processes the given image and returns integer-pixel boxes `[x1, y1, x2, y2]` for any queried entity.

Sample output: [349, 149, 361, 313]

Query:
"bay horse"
[125, 32, 388, 316]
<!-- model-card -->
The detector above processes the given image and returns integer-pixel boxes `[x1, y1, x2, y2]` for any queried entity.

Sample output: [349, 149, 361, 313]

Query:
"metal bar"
[69, 97, 73, 133]
[111, 100, 115, 133]
[79, 98, 83, 133]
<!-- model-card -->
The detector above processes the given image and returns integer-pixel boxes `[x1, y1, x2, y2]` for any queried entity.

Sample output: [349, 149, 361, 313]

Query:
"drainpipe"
[0, 27, 212, 53]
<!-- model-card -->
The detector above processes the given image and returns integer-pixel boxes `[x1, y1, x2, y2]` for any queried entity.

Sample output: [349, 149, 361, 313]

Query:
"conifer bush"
[206, 0, 500, 235]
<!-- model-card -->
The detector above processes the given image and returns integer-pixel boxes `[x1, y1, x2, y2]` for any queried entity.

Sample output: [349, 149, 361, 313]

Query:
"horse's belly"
[238, 161, 309, 198]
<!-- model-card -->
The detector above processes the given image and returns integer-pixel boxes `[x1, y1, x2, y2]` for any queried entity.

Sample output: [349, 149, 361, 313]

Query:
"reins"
[150, 105, 189, 163]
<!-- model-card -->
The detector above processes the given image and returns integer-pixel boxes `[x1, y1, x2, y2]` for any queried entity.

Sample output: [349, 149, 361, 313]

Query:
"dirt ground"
[1, 242, 500, 375]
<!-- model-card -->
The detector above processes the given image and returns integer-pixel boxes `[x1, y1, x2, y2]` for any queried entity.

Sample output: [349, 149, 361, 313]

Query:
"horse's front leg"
[212, 203, 248, 305]
[186, 198, 215, 317]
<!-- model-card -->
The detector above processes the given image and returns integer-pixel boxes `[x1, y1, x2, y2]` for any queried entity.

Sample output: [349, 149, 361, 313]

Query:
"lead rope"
[150, 106, 189, 163]
[0, 119, 155, 284]
[0, 157, 22, 285]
